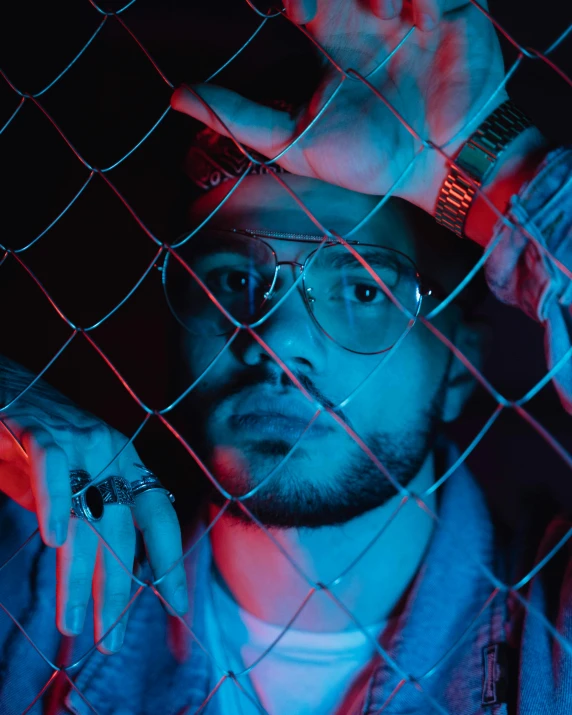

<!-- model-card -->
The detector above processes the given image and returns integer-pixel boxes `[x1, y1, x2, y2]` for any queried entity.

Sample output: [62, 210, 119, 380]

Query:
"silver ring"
[70, 469, 91, 494]
[97, 475, 135, 508]
[70, 470, 104, 522]
[70, 473, 135, 521]
[132, 463, 175, 504]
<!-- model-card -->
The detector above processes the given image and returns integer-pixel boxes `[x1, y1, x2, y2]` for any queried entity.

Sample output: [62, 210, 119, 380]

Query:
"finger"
[370, 0, 403, 21]
[411, 0, 472, 31]
[171, 84, 295, 162]
[283, 0, 317, 24]
[133, 490, 188, 616]
[0, 420, 35, 508]
[92, 506, 136, 654]
[412, 0, 440, 31]
[56, 516, 98, 636]
[24, 429, 70, 548]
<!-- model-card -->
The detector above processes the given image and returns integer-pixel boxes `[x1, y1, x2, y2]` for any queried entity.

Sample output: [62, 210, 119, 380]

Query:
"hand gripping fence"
[0, 1, 571, 713]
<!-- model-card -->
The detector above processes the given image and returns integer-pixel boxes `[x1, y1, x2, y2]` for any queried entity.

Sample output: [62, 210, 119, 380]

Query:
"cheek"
[182, 334, 232, 382]
[181, 320, 452, 423]
[342, 330, 451, 432]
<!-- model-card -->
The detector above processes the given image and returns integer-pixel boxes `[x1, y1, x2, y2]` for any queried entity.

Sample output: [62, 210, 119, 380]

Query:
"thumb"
[171, 84, 295, 163]
[283, 0, 318, 24]
[412, 0, 477, 32]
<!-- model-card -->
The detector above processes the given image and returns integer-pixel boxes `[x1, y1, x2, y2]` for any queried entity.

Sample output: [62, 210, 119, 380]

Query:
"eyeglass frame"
[162, 227, 442, 356]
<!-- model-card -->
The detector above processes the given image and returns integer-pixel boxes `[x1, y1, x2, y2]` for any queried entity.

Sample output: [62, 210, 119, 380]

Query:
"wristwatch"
[434, 100, 532, 238]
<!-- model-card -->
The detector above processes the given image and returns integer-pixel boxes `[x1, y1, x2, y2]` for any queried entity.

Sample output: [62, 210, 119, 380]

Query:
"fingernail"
[419, 13, 435, 31]
[105, 623, 125, 653]
[67, 606, 85, 635]
[384, 0, 397, 17]
[172, 585, 189, 614]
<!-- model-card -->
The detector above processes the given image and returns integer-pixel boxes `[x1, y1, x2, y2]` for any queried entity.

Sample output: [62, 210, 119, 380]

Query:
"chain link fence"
[1, 0, 571, 713]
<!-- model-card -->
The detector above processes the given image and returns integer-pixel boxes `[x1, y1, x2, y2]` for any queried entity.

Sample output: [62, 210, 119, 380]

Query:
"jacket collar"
[360, 446, 506, 714]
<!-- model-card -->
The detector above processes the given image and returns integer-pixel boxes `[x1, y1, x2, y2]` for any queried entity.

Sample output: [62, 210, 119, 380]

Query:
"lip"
[229, 412, 329, 440]
[228, 390, 332, 440]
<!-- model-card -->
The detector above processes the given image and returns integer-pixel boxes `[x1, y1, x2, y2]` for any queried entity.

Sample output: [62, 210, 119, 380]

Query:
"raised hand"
[0, 362, 187, 654]
[171, 0, 506, 216]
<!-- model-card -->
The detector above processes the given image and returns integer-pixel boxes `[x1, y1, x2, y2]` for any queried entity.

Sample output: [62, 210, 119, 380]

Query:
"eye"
[334, 282, 385, 305]
[352, 283, 382, 304]
[207, 268, 264, 294]
[223, 270, 252, 293]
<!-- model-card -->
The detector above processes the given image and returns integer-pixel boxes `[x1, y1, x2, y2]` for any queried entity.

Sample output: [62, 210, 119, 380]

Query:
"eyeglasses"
[162, 228, 434, 354]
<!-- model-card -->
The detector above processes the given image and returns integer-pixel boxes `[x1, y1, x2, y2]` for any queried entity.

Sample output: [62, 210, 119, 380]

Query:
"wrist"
[432, 100, 539, 241]
[463, 126, 550, 248]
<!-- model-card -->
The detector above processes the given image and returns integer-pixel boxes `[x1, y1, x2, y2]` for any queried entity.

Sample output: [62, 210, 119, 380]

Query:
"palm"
[172, 0, 506, 214]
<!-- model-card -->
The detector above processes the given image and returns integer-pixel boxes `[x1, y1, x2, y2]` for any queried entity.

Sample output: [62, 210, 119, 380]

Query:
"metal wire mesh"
[0, 0, 571, 713]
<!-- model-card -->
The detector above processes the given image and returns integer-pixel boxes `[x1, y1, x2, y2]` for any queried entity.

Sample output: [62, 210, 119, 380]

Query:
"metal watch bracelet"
[434, 101, 532, 238]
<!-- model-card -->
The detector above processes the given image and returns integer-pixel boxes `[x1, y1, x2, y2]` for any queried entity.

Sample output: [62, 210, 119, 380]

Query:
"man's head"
[169, 167, 486, 529]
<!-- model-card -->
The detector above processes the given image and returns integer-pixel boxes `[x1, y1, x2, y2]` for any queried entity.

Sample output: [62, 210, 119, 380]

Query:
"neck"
[208, 452, 437, 632]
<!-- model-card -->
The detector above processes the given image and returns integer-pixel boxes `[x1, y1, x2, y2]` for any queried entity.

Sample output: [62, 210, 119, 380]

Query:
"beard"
[186, 363, 448, 530]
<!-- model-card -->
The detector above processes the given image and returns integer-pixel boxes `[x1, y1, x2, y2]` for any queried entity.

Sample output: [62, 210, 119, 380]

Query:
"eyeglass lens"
[305, 244, 420, 353]
[164, 232, 421, 353]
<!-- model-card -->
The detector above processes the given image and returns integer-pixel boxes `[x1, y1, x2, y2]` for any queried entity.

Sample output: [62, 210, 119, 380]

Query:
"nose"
[232, 264, 328, 375]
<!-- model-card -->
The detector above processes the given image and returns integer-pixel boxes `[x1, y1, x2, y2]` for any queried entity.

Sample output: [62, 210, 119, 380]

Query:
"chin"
[209, 440, 312, 494]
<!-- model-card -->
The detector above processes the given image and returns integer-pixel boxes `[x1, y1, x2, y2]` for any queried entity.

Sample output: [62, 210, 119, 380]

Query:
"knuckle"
[112, 512, 136, 540]
[138, 508, 179, 540]
[24, 429, 57, 455]
[47, 481, 71, 506]
[141, 502, 177, 527]
[103, 591, 132, 614]
[44, 444, 69, 475]
[87, 422, 113, 451]
[67, 572, 93, 593]
[42, 443, 67, 471]
[98, 517, 135, 555]
[48, 496, 72, 520]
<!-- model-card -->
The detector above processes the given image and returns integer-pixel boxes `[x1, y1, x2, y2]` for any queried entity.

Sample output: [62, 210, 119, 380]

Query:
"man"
[0, 0, 571, 713]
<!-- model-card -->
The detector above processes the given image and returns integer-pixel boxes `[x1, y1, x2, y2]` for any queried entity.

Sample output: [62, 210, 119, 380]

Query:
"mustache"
[198, 364, 354, 431]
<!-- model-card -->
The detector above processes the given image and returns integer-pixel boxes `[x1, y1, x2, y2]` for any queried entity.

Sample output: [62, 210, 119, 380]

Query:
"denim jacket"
[0, 148, 571, 715]
[484, 146, 572, 415]
[0, 445, 571, 715]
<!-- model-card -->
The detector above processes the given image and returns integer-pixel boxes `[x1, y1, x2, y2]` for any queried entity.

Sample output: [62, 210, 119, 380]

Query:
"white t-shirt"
[203, 571, 386, 715]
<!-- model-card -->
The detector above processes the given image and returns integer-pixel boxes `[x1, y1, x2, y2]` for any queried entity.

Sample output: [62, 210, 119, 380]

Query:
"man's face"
[176, 175, 471, 528]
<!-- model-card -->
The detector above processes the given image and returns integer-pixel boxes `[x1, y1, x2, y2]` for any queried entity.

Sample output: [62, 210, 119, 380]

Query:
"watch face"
[456, 142, 496, 183]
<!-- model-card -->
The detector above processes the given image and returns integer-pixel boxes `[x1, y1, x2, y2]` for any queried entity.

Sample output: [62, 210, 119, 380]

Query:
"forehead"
[188, 174, 418, 257]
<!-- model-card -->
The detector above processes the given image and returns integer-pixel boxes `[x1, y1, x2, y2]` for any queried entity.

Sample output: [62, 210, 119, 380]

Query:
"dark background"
[1, 0, 571, 529]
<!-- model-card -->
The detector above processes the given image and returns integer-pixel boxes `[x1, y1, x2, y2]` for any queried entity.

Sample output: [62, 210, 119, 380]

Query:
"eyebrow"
[323, 249, 404, 275]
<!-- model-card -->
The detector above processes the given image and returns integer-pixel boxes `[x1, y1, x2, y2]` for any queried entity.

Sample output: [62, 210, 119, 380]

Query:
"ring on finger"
[70, 473, 135, 522]
[70, 469, 104, 522]
[132, 463, 175, 504]
[97, 475, 135, 508]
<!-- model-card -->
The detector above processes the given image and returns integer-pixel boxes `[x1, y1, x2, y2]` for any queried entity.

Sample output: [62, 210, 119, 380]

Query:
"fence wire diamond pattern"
[1, 1, 571, 713]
